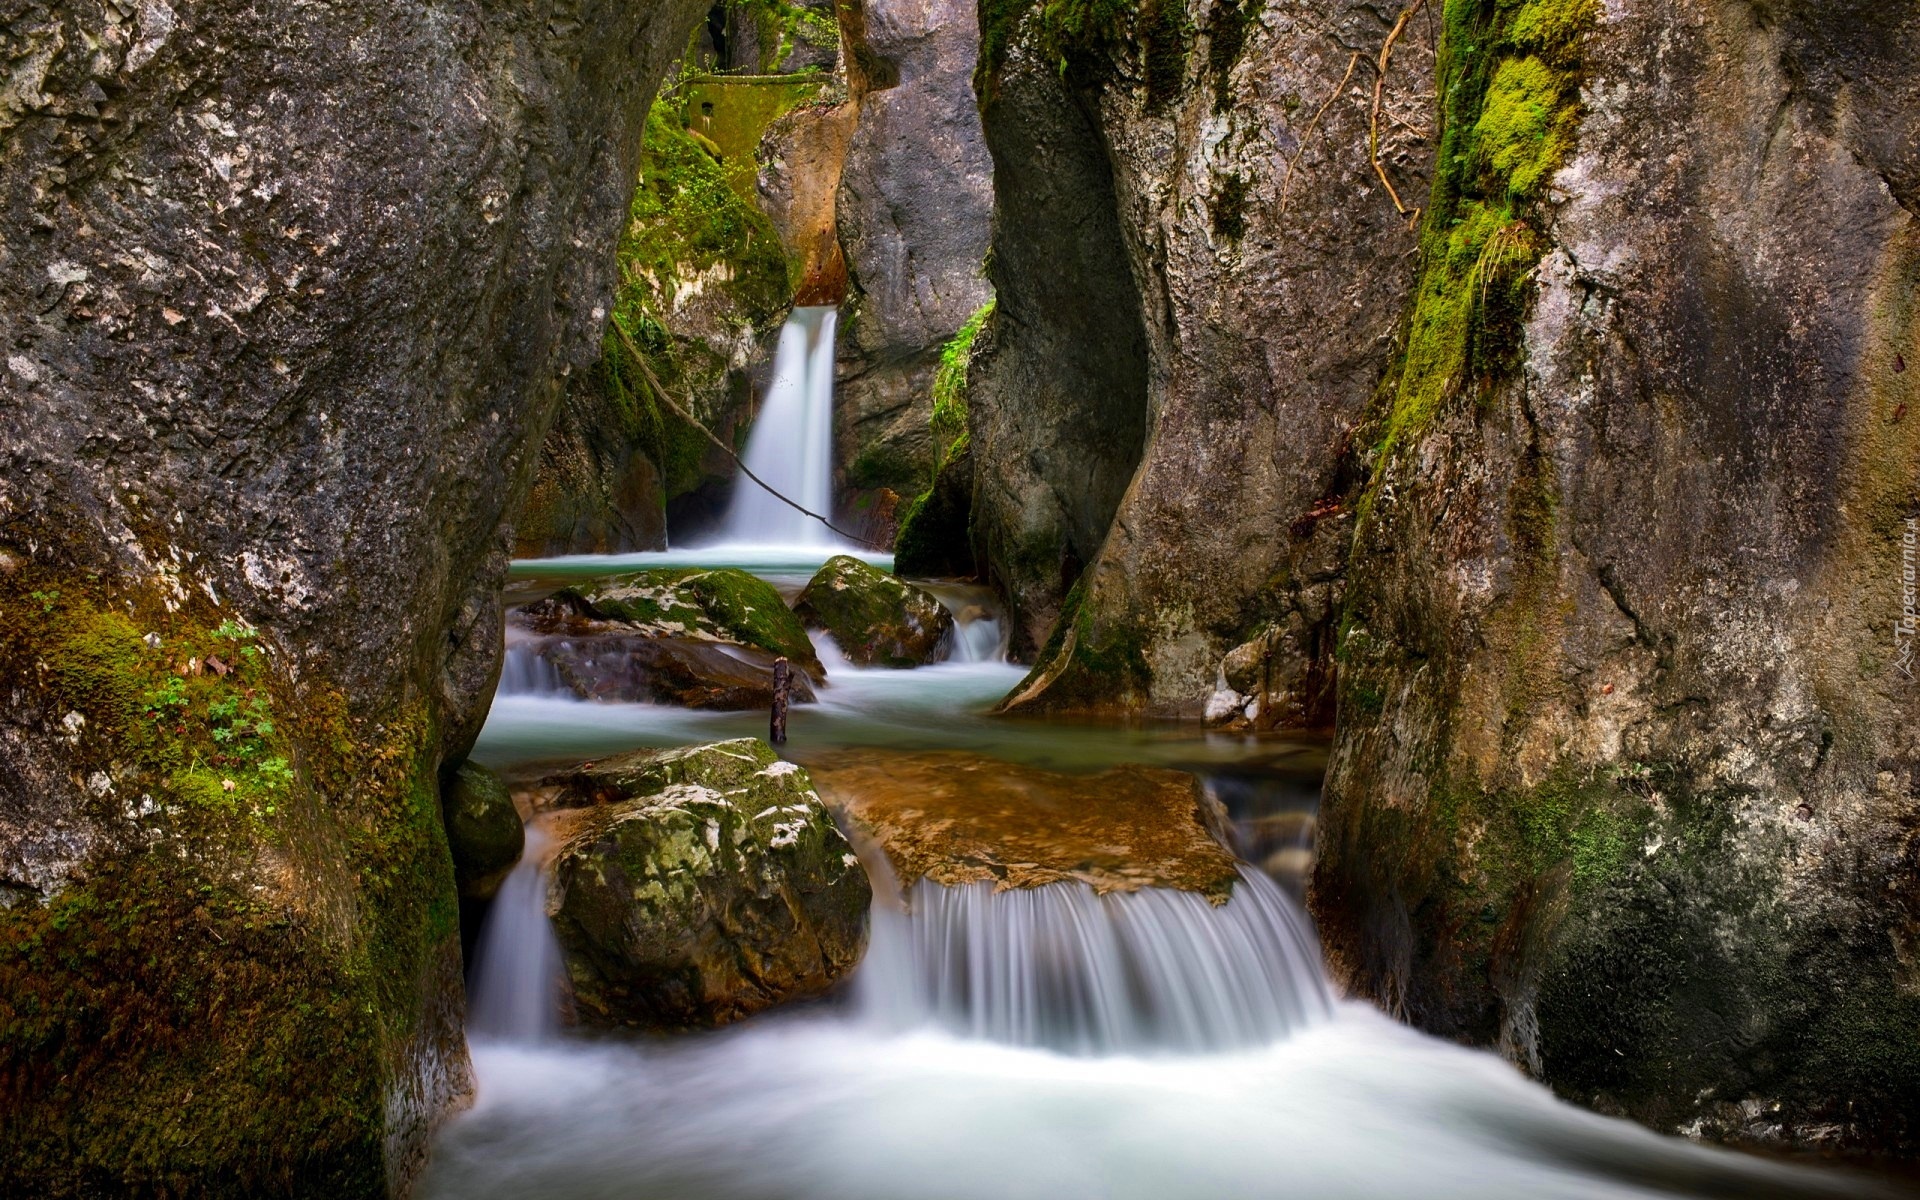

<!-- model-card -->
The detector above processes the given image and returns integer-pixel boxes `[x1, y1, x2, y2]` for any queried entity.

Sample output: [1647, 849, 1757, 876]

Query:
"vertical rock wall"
[1316, 0, 1920, 1152]
[0, 0, 705, 1191]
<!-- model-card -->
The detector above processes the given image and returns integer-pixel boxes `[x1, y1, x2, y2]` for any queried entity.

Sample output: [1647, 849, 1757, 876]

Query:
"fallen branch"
[1279, 51, 1361, 218]
[1370, 0, 1426, 228]
[610, 319, 890, 552]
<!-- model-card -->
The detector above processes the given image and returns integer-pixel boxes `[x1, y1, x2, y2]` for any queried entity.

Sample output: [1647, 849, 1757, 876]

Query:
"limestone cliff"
[1314, 0, 1920, 1154]
[0, 0, 706, 1191]
[969, 0, 1432, 687]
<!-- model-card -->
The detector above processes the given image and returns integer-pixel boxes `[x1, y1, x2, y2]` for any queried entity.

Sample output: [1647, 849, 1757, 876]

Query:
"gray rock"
[544, 740, 870, 1029]
[445, 762, 525, 902]
[0, 0, 708, 1188]
[1316, 0, 1920, 1155]
[833, 0, 995, 508]
[974, 0, 1431, 706]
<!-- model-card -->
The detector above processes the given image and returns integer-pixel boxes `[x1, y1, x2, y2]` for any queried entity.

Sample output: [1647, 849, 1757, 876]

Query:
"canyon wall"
[0, 0, 704, 1191]
[969, 0, 1432, 697]
[1316, 0, 1920, 1152]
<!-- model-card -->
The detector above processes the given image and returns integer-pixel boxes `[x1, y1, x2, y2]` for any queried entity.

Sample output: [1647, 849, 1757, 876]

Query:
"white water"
[466, 825, 562, 1043]
[859, 868, 1331, 1054]
[719, 306, 841, 547]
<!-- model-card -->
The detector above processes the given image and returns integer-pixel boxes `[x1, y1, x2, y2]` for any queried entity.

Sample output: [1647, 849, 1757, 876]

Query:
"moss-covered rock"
[794, 555, 955, 666]
[444, 762, 524, 902]
[542, 740, 870, 1029]
[894, 440, 976, 578]
[561, 567, 822, 678]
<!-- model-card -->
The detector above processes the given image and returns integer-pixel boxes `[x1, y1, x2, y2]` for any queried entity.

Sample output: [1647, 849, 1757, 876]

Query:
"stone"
[970, 2, 1429, 700]
[893, 439, 976, 578]
[542, 740, 870, 1029]
[0, 0, 710, 1189]
[535, 634, 818, 711]
[1315, 0, 1920, 1157]
[525, 567, 824, 678]
[804, 749, 1240, 902]
[444, 761, 525, 901]
[793, 554, 954, 666]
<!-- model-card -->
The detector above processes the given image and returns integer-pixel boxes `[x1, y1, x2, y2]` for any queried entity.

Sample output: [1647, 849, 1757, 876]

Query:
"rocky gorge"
[0, 0, 1915, 1195]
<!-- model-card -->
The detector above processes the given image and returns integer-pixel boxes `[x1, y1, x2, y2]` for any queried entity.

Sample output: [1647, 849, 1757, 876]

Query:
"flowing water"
[718, 306, 841, 547]
[429, 312, 1895, 1199]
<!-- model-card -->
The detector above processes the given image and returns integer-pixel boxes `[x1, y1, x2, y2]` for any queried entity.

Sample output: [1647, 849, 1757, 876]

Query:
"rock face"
[968, 0, 1429, 688]
[807, 749, 1240, 900]
[445, 762, 525, 901]
[512, 568, 824, 708]
[1315, 0, 1920, 1156]
[0, 0, 706, 1190]
[793, 555, 954, 666]
[542, 740, 871, 1029]
[833, 0, 996, 508]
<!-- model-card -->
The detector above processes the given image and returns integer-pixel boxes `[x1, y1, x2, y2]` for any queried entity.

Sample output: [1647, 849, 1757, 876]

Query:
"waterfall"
[857, 866, 1332, 1054]
[467, 826, 564, 1042]
[497, 643, 564, 698]
[719, 306, 841, 547]
[945, 614, 1005, 663]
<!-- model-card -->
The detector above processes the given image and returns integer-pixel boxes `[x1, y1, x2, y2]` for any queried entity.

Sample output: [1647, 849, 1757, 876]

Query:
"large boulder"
[512, 567, 824, 708]
[0, 0, 708, 1190]
[445, 762, 525, 901]
[793, 555, 954, 666]
[542, 740, 870, 1029]
[806, 749, 1239, 901]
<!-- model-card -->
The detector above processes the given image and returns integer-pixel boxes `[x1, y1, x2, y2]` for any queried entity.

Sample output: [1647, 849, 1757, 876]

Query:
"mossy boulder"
[542, 740, 870, 1029]
[793, 555, 955, 667]
[443, 762, 524, 901]
[564, 567, 822, 679]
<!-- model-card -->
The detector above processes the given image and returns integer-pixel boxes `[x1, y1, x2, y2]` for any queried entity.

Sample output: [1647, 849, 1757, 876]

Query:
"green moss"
[678, 74, 830, 198]
[1203, 0, 1262, 113]
[1138, 0, 1193, 111]
[930, 299, 994, 473]
[0, 558, 457, 1193]
[572, 567, 820, 671]
[1002, 572, 1152, 711]
[1209, 171, 1249, 241]
[725, 0, 840, 73]
[1368, 0, 1594, 461]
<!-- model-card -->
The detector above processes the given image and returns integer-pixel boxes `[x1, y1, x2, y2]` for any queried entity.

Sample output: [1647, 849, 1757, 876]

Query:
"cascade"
[718, 305, 841, 547]
[466, 826, 563, 1042]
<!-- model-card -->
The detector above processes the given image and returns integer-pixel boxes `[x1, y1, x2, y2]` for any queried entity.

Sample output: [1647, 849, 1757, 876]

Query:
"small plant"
[257, 756, 295, 792]
[141, 676, 189, 716]
[31, 589, 59, 614]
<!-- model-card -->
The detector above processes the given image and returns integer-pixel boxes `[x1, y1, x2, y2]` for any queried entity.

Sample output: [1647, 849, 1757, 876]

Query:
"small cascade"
[857, 865, 1332, 1054]
[497, 643, 564, 698]
[719, 306, 841, 546]
[467, 826, 564, 1042]
[946, 614, 1005, 663]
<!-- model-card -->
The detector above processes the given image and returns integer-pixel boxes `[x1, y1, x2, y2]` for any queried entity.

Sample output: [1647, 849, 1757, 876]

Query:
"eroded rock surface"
[542, 740, 870, 1029]
[807, 749, 1240, 901]
[970, 1, 1428, 691]
[446, 762, 525, 902]
[1316, 0, 1920, 1155]
[0, 0, 706, 1188]
[793, 554, 954, 666]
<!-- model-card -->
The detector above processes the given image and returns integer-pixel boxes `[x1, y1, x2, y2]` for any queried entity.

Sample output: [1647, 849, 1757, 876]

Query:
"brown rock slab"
[803, 749, 1240, 902]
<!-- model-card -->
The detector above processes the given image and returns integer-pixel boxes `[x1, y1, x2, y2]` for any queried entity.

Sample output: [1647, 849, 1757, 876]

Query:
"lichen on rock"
[540, 739, 870, 1029]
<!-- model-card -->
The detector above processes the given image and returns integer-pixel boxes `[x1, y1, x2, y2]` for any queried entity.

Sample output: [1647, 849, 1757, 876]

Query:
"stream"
[422, 310, 1890, 1200]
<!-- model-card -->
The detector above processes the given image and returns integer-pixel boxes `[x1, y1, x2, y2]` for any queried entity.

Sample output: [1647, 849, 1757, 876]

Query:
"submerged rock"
[793, 555, 953, 667]
[542, 740, 870, 1029]
[444, 761, 525, 901]
[805, 749, 1240, 902]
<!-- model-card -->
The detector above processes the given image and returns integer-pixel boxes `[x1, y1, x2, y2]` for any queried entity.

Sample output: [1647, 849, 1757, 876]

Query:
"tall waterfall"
[467, 825, 563, 1042]
[857, 866, 1333, 1054]
[720, 305, 840, 546]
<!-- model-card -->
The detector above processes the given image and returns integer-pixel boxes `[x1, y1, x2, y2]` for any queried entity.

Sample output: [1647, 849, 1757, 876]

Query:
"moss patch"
[0, 557, 459, 1195]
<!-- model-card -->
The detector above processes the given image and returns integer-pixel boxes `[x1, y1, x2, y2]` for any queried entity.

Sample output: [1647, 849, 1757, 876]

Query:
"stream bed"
[425, 548, 1893, 1200]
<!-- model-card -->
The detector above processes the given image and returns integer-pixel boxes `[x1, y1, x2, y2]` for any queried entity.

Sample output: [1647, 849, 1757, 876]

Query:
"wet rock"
[543, 740, 870, 1029]
[805, 749, 1240, 902]
[0, 0, 708, 1187]
[444, 761, 526, 901]
[1316, 0, 1920, 1156]
[832, 0, 995, 520]
[535, 635, 817, 710]
[793, 555, 953, 666]
[971, 3, 1428, 700]
[893, 440, 977, 579]
[524, 567, 824, 677]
